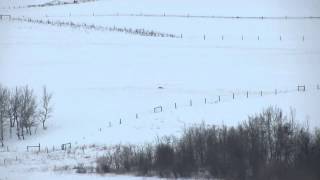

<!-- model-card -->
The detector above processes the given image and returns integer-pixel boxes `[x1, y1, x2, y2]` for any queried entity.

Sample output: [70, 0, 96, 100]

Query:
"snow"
[0, 0, 320, 179]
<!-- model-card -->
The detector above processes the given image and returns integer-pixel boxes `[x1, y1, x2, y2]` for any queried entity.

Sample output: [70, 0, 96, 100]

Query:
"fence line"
[2, 16, 313, 42]
[115, 84, 319, 127]
[2, 0, 96, 10]
[32, 13, 320, 20]
[8, 16, 181, 38]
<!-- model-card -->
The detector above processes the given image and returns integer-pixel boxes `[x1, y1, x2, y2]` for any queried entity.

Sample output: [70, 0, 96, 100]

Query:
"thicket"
[96, 107, 320, 180]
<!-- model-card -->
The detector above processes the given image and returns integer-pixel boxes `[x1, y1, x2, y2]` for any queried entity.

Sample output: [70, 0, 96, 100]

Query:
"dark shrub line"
[11, 17, 181, 38]
[96, 107, 320, 180]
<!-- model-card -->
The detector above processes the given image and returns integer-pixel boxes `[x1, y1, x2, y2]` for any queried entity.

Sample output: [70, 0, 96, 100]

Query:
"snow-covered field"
[0, 0, 320, 179]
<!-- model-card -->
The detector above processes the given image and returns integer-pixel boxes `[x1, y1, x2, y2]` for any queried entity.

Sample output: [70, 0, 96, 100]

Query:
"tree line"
[95, 107, 320, 180]
[0, 84, 53, 147]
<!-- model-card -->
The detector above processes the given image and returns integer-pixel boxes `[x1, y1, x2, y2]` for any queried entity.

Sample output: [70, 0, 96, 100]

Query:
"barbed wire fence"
[113, 84, 319, 128]
[4, 16, 181, 38]
[27, 12, 320, 20]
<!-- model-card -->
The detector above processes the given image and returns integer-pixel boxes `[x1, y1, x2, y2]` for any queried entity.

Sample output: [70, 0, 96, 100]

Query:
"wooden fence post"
[203, 34, 206, 40]
[154, 106, 163, 113]
[260, 91, 263, 96]
[204, 98, 207, 104]
[136, 113, 138, 119]
[190, 100, 192, 106]
[218, 96, 221, 102]
[174, 103, 177, 109]
[233, 93, 235, 100]
[297, 85, 306, 92]
[119, 118, 122, 124]
[246, 91, 249, 98]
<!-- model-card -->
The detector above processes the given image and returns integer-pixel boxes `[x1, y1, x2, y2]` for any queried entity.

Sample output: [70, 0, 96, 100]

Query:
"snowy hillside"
[0, 0, 320, 179]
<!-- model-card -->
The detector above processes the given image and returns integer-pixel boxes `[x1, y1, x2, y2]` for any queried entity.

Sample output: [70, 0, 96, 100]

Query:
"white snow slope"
[0, 0, 320, 179]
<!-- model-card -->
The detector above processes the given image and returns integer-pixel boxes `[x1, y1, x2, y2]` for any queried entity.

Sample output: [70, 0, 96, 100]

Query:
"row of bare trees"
[95, 107, 320, 180]
[0, 84, 53, 147]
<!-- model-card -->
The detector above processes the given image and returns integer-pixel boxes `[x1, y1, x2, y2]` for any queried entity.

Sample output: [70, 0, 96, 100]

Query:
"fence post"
[242, 35, 244, 40]
[258, 36, 260, 40]
[317, 84, 319, 90]
[204, 98, 207, 104]
[233, 93, 235, 100]
[260, 91, 263, 96]
[38, 143, 40, 152]
[275, 89, 277, 95]
[190, 100, 192, 106]
[280, 35, 282, 41]
[297, 85, 306, 92]
[302, 35, 304, 41]
[221, 35, 224, 40]
[246, 91, 249, 98]
[136, 113, 138, 119]
[174, 102, 177, 109]
[119, 118, 122, 124]
[218, 96, 221, 102]
[203, 34, 206, 40]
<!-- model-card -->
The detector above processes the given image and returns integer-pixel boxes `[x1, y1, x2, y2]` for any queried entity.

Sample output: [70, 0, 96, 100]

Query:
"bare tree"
[39, 86, 53, 130]
[0, 85, 9, 147]
[19, 86, 37, 138]
[8, 87, 22, 138]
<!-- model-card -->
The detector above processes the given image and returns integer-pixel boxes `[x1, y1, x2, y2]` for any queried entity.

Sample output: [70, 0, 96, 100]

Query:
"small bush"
[75, 163, 87, 174]
[96, 156, 111, 173]
[154, 143, 175, 177]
